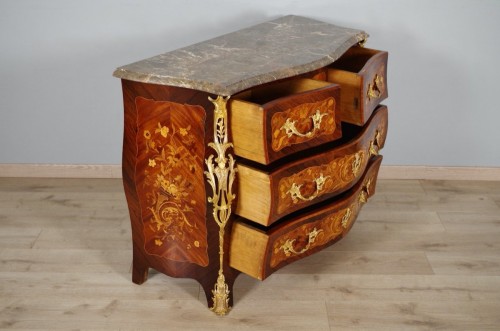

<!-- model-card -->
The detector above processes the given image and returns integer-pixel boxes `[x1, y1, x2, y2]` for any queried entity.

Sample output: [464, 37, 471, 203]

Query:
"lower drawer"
[229, 156, 383, 280]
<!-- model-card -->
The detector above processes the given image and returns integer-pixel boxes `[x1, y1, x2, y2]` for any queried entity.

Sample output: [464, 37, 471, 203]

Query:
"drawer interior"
[329, 46, 383, 73]
[326, 46, 388, 126]
[233, 78, 336, 105]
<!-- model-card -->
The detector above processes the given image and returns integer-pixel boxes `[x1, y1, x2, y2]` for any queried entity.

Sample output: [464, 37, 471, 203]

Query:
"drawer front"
[230, 78, 342, 165]
[230, 156, 383, 280]
[327, 47, 388, 125]
[270, 97, 336, 152]
[235, 105, 388, 226]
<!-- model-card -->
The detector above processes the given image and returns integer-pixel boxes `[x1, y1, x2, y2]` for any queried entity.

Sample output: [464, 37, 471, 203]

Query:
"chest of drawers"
[113, 15, 388, 315]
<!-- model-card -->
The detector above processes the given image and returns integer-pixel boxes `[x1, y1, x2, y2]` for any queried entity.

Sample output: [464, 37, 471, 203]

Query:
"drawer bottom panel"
[229, 156, 383, 280]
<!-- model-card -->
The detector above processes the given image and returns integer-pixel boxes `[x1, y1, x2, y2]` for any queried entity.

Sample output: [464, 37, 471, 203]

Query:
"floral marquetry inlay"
[278, 150, 365, 214]
[271, 98, 336, 152]
[135, 97, 208, 267]
[271, 172, 377, 269]
[271, 206, 355, 268]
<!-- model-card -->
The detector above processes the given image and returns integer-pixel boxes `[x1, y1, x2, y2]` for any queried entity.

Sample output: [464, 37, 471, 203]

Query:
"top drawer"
[327, 47, 388, 126]
[229, 78, 341, 165]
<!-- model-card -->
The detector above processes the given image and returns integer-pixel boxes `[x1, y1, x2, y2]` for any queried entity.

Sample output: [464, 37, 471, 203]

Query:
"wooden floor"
[1, 178, 500, 330]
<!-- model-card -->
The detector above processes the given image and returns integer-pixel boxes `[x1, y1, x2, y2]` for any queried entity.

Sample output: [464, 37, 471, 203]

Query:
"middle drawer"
[236, 105, 388, 227]
[229, 78, 341, 165]
[230, 155, 383, 280]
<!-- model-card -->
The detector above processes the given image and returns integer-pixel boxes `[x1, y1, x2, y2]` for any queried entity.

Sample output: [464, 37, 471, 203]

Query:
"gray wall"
[1, 0, 499, 166]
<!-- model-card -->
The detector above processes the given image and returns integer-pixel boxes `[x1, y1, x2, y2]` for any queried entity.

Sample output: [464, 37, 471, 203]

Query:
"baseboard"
[0, 164, 499, 181]
[0, 164, 122, 178]
[378, 165, 500, 181]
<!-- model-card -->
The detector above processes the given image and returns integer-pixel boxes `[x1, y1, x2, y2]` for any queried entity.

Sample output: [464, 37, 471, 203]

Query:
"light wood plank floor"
[1, 178, 499, 330]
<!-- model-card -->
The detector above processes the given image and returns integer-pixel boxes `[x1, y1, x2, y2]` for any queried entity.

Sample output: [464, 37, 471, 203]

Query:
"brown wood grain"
[230, 77, 342, 165]
[230, 156, 383, 280]
[134, 97, 208, 267]
[236, 105, 388, 226]
[327, 46, 388, 125]
[118, 46, 389, 313]
[120, 80, 240, 308]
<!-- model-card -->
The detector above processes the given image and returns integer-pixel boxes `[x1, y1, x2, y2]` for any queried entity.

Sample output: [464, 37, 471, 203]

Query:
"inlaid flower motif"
[179, 126, 190, 136]
[155, 122, 169, 138]
[168, 153, 181, 168]
[136, 97, 208, 267]
[165, 183, 179, 197]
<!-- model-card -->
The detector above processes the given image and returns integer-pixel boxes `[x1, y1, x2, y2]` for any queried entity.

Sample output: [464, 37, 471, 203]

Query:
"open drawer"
[230, 156, 383, 280]
[235, 105, 388, 227]
[229, 78, 341, 165]
[327, 46, 388, 126]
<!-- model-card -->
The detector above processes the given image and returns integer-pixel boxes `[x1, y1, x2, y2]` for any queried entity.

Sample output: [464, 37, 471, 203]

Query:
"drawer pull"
[281, 109, 328, 139]
[341, 208, 353, 229]
[287, 173, 330, 203]
[358, 178, 372, 204]
[352, 151, 363, 176]
[369, 130, 382, 156]
[357, 36, 367, 47]
[280, 227, 324, 257]
[367, 74, 384, 100]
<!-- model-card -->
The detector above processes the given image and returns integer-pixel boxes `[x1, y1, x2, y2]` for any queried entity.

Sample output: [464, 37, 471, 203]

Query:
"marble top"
[113, 15, 368, 96]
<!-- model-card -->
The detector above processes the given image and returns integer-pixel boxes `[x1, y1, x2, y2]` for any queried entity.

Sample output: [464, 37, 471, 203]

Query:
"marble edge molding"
[113, 15, 369, 96]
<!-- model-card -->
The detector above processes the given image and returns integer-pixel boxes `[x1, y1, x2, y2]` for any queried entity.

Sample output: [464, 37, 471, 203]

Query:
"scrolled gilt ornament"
[280, 109, 329, 139]
[205, 95, 237, 316]
[287, 173, 330, 203]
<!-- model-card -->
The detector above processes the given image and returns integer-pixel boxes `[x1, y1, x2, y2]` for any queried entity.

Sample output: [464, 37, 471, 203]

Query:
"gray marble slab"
[113, 15, 368, 96]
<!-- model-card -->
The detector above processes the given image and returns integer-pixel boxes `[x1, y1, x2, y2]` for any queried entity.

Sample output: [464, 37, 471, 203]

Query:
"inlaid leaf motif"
[135, 97, 208, 267]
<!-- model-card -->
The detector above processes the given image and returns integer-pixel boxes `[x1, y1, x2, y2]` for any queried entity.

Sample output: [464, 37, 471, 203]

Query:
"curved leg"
[132, 246, 149, 285]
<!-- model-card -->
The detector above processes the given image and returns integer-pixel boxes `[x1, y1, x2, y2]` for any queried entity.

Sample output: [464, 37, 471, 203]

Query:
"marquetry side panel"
[134, 97, 208, 266]
[120, 80, 241, 312]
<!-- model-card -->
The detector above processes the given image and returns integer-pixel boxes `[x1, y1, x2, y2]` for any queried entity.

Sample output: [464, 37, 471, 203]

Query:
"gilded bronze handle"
[341, 208, 353, 229]
[369, 130, 382, 157]
[351, 151, 364, 176]
[280, 109, 328, 138]
[367, 74, 384, 100]
[286, 173, 330, 203]
[358, 178, 372, 204]
[280, 227, 323, 257]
